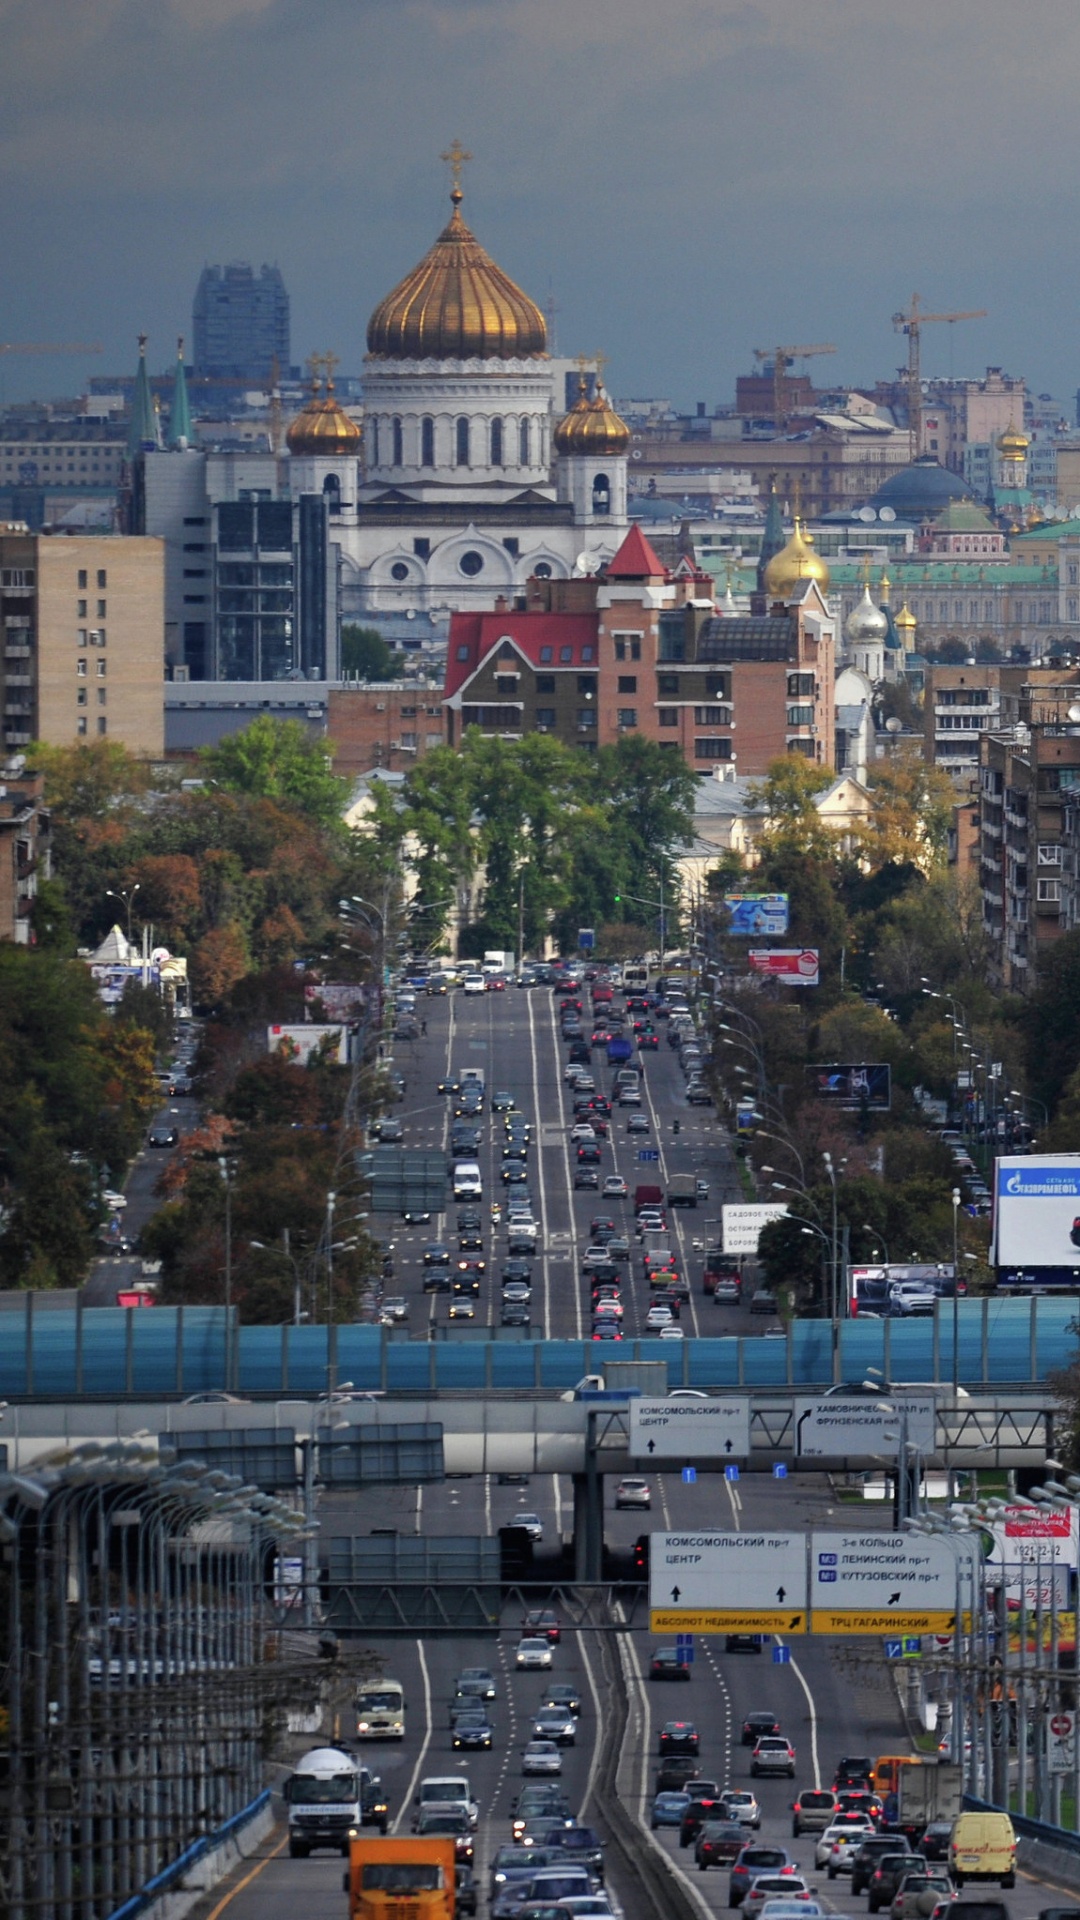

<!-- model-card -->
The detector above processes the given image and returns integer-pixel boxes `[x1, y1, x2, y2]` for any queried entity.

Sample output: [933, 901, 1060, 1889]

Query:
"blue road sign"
[676, 1633, 694, 1646]
[578, 928, 595, 950]
[725, 1464, 739, 1481]
[682, 1466, 697, 1483]
[902, 1637, 922, 1656]
[638, 1148, 660, 1162]
[773, 1463, 788, 1479]
[884, 1639, 903, 1659]
[772, 1646, 791, 1664]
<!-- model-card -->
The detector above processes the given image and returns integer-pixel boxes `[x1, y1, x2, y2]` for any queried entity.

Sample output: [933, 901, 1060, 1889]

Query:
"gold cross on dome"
[441, 139, 473, 196]
[322, 349, 340, 390]
[593, 350, 608, 385]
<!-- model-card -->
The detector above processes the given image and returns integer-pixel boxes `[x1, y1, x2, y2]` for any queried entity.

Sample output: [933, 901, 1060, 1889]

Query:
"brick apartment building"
[443, 525, 835, 775]
[980, 711, 1080, 990]
[0, 528, 164, 756]
[0, 757, 50, 943]
[327, 681, 445, 776]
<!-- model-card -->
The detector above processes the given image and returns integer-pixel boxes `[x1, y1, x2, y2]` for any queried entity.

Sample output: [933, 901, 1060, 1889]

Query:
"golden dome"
[763, 518, 830, 598]
[998, 420, 1030, 458]
[366, 186, 547, 360]
[895, 601, 917, 632]
[286, 372, 361, 456]
[554, 377, 630, 456]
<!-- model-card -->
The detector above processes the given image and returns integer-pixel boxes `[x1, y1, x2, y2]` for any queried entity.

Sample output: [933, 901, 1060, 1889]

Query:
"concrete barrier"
[107, 1791, 277, 1920]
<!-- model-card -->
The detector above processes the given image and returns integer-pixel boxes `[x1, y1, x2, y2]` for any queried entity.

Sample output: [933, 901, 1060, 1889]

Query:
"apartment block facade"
[327, 682, 446, 776]
[0, 529, 164, 756]
[979, 719, 1080, 990]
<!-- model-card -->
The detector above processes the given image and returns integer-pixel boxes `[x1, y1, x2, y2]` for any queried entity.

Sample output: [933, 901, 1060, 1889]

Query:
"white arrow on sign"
[628, 1397, 750, 1460]
[649, 1530, 808, 1613]
[794, 1396, 936, 1459]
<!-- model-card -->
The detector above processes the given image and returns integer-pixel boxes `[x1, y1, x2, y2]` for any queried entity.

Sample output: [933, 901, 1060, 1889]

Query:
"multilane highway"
[191, 977, 1070, 1920]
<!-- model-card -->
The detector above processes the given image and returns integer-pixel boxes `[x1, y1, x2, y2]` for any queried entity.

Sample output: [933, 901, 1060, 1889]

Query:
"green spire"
[168, 335, 194, 448]
[127, 334, 159, 455]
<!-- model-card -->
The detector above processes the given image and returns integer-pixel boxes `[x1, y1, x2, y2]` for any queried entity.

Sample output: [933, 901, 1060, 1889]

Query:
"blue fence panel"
[791, 1322, 833, 1386]
[838, 1320, 886, 1384]
[984, 1298, 1034, 1384]
[1036, 1297, 1078, 1382]
[336, 1326, 384, 1392]
[237, 1327, 286, 1394]
[886, 1320, 936, 1384]
[950, 1298, 984, 1386]
[740, 1336, 795, 1385]
[177, 1308, 229, 1394]
[130, 1312, 187, 1394]
[31, 1314, 81, 1395]
[687, 1338, 741, 1387]
[433, 1345, 488, 1391]
[538, 1343, 591, 1390]
[0, 1312, 29, 1395]
[281, 1326, 331, 1392]
[385, 1343, 433, 1393]
[491, 1345, 542, 1390]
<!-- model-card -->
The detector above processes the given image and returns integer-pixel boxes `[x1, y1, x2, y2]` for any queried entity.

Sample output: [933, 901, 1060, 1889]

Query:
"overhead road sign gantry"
[794, 1395, 937, 1460]
[649, 1530, 808, 1635]
[809, 1529, 976, 1635]
[629, 1396, 750, 1461]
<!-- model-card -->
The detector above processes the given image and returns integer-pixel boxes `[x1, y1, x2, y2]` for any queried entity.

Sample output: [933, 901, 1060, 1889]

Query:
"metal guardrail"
[106, 1791, 272, 1920]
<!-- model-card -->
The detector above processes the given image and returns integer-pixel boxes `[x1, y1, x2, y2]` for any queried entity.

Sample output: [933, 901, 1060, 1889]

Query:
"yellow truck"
[346, 1835, 456, 1920]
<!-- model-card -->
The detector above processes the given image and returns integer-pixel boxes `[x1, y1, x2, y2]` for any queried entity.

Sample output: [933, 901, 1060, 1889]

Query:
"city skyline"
[2, 0, 1077, 410]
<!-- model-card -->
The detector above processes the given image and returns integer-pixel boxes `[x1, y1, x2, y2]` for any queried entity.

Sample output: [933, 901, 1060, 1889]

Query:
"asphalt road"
[82, 1084, 201, 1307]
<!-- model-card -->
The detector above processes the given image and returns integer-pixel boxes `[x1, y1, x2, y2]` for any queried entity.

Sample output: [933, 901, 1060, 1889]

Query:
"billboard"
[809, 1063, 891, 1111]
[724, 893, 790, 937]
[267, 1023, 348, 1065]
[748, 948, 819, 987]
[722, 1203, 788, 1255]
[90, 962, 161, 1006]
[993, 1153, 1080, 1281]
[304, 981, 366, 1021]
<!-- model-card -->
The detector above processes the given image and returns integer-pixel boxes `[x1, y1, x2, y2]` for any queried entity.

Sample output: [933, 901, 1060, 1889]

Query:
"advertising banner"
[267, 1023, 348, 1065]
[722, 1203, 788, 1255]
[303, 982, 366, 1021]
[748, 948, 820, 987]
[993, 1154, 1080, 1277]
[808, 1063, 891, 1110]
[90, 962, 161, 1006]
[724, 893, 790, 937]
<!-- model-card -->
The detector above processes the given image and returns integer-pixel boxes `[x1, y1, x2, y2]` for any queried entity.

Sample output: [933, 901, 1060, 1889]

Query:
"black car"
[835, 1755, 874, 1787]
[500, 1301, 531, 1326]
[574, 1168, 599, 1189]
[423, 1243, 450, 1266]
[457, 1209, 483, 1231]
[451, 1711, 495, 1752]
[147, 1125, 179, 1147]
[423, 1269, 452, 1293]
[655, 1754, 699, 1792]
[576, 1141, 602, 1164]
[455, 1866, 478, 1916]
[438, 1077, 460, 1095]
[729, 1845, 795, 1906]
[534, 1825, 605, 1882]
[502, 1141, 528, 1160]
[741, 1711, 781, 1746]
[867, 1853, 925, 1911]
[852, 1836, 909, 1895]
[650, 1647, 692, 1681]
[568, 1040, 591, 1063]
[502, 1258, 533, 1285]
[921, 1823, 953, 1863]
[458, 1228, 484, 1252]
[377, 1117, 404, 1143]
[542, 1683, 582, 1716]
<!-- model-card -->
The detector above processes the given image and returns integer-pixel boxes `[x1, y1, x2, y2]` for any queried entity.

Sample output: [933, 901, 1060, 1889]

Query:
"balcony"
[981, 818, 1002, 841]
[1005, 808, 1029, 831]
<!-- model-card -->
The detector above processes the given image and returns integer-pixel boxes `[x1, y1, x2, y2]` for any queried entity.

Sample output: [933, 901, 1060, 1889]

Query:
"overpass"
[0, 1292, 1071, 1398]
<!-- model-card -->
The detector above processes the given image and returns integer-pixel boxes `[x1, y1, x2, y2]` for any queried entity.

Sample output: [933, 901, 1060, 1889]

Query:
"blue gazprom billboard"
[994, 1154, 1080, 1285]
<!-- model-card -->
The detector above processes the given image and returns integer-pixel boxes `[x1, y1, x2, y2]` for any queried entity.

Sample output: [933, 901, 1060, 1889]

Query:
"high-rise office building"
[192, 263, 290, 382]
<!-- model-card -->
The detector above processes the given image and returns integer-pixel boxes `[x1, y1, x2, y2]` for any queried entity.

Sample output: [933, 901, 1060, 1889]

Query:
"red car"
[638, 1031, 659, 1051]
[523, 1607, 561, 1643]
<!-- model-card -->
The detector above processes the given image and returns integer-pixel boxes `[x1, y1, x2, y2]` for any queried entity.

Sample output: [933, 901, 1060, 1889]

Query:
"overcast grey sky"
[1, 0, 1077, 409]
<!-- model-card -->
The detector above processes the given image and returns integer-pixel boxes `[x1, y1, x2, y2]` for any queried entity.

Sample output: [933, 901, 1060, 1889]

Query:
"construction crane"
[753, 342, 836, 429]
[892, 295, 987, 460]
[0, 342, 103, 357]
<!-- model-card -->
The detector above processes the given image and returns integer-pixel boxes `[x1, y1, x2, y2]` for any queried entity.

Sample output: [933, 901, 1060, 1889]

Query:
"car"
[101, 1190, 128, 1211]
[651, 1790, 692, 1828]
[867, 1854, 928, 1910]
[815, 1816, 874, 1869]
[659, 1720, 699, 1756]
[455, 1865, 478, 1916]
[147, 1124, 180, 1147]
[575, 1168, 600, 1189]
[742, 1711, 781, 1746]
[448, 1297, 475, 1319]
[742, 1877, 813, 1920]
[532, 1706, 576, 1746]
[686, 1082, 714, 1105]
[423, 1242, 450, 1266]
[626, 1113, 650, 1134]
[523, 1607, 560, 1643]
[591, 1299, 623, 1323]
[751, 1737, 796, 1778]
[720, 1790, 761, 1828]
[503, 1163, 529, 1185]
[679, 1789, 725, 1846]
[920, 1823, 953, 1864]
[824, 1829, 876, 1880]
[501, 1301, 531, 1327]
[695, 1821, 751, 1870]
[423, 1268, 452, 1293]
[511, 1513, 543, 1541]
[456, 1255, 486, 1279]
[658, 1324, 685, 1340]
[452, 1711, 495, 1751]
[458, 1228, 484, 1252]
[757, 1904, 825, 1920]
[649, 1645, 691, 1681]
[729, 1846, 798, 1906]
[834, 1755, 874, 1787]
[712, 1274, 741, 1303]
[837, 1787, 883, 1823]
[415, 1810, 474, 1863]
[502, 1140, 529, 1161]
[380, 1296, 409, 1322]
[606, 1235, 630, 1262]
[522, 1740, 562, 1776]
[791, 1789, 839, 1836]
[602, 1175, 628, 1198]
[462, 974, 485, 994]
[576, 1141, 602, 1164]
[889, 1874, 952, 1920]
[515, 1636, 553, 1670]
[502, 1278, 532, 1304]
[655, 1754, 701, 1792]
[615, 1477, 651, 1510]
[591, 1321, 622, 1341]
[486, 975, 506, 992]
[645, 1303, 674, 1331]
[888, 1281, 937, 1317]
[403, 1206, 431, 1225]
[725, 1633, 762, 1652]
[850, 1835, 908, 1892]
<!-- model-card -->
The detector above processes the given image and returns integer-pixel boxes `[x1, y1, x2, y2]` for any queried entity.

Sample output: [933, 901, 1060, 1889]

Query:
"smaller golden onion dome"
[763, 518, 830, 598]
[554, 378, 630, 456]
[286, 373, 361, 457]
[895, 601, 917, 635]
[998, 419, 1030, 459]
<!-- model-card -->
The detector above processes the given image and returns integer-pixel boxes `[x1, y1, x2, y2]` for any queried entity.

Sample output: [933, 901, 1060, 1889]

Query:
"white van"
[414, 1774, 478, 1830]
[453, 1160, 483, 1201]
[355, 1676, 405, 1740]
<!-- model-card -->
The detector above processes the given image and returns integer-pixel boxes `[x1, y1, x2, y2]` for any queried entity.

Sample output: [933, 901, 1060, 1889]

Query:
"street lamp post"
[217, 1155, 233, 1388]
[105, 882, 140, 950]
[822, 1152, 840, 1376]
[951, 1186, 961, 1392]
[862, 1222, 890, 1263]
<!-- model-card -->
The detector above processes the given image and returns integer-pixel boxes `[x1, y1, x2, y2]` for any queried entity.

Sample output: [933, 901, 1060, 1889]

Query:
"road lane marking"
[773, 1634, 821, 1789]
[617, 1615, 715, 1920]
[202, 1829, 288, 1920]
[391, 1638, 432, 1832]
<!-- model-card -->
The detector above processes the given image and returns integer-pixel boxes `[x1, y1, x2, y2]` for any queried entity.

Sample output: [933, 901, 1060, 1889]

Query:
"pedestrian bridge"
[0, 1293, 1071, 1400]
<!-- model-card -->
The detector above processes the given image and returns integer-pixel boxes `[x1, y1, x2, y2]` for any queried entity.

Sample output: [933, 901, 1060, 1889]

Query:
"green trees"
[340, 624, 396, 681]
[200, 715, 349, 829]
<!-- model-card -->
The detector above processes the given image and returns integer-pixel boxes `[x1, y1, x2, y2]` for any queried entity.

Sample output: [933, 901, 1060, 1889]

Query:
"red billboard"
[748, 948, 820, 987]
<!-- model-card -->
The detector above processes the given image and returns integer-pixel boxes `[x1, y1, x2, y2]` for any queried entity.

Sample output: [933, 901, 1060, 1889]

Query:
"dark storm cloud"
[1, 0, 1077, 403]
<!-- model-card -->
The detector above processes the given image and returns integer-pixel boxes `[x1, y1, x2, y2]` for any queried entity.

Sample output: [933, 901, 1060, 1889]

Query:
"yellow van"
[950, 1810, 1017, 1887]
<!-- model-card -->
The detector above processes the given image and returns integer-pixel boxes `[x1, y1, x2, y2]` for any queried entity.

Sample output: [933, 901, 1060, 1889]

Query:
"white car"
[570, 1123, 597, 1143]
[510, 1512, 543, 1541]
[815, 1818, 872, 1869]
[592, 1298, 623, 1321]
[521, 1739, 562, 1775]
[742, 1879, 812, 1920]
[645, 1304, 673, 1331]
[462, 974, 485, 995]
[515, 1637, 553, 1670]
[101, 1190, 128, 1211]
[614, 1477, 651, 1509]
[602, 1175, 628, 1198]
[658, 1324, 684, 1340]
[719, 1789, 761, 1826]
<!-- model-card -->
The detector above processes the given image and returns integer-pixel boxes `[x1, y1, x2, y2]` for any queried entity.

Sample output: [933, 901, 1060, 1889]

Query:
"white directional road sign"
[810, 1530, 976, 1634]
[649, 1530, 808, 1635]
[721, 1204, 788, 1256]
[629, 1397, 750, 1461]
[794, 1395, 936, 1459]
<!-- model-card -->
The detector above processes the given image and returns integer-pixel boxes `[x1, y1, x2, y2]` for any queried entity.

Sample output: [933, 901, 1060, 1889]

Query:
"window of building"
[1038, 878, 1062, 902]
[96, 660, 106, 677]
[400, 705, 416, 717]
[456, 644, 470, 662]
[77, 659, 87, 677]
[491, 418, 504, 467]
[414, 537, 431, 560]
[618, 675, 638, 693]
[77, 569, 87, 589]
[657, 673, 678, 695]
[97, 687, 106, 705]
[592, 473, 610, 513]
[183, 542, 207, 552]
[658, 708, 679, 727]
[614, 633, 642, 662]
[539, 651, 553, 667]
[536, 708, 556, 727]
[421, 416, 435, 466]
[582, 646, 594, 662]
[576, 708, 596, 729]
[96, 600, 106, 619]
[77, 599, 87, 618]
[533, 560, 553, 579]
[695, 705, 731, 726]
[97, 570, 106, 589]
[459, 549, 484, 576]
[694, 737, 732, 759]
[370, 417, 379, 465]
[455, 416, 470, 467]
[495, 675, 519, 694]
[519, 419, 530, 465]
[400, 732, 417, 749]
[390, 560, 410, 583]
[77, 689, 87, 707]
[503, 536, 519, 557]
[578, 674, 597, 692]
[1038, 843, 1063, 865]
[392, 416, 403, 466]
[461, 704, 522, 729]
[97, 717, 107, 735]
[787, 737, 816, 757]
[787, 705, 814, 726]
[617, 708, 638, 729]
[787, 672, 815, 698]
[77, 629, 87, 647]
[559, 646, 573, 663]
[77, 717, 87, 736]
